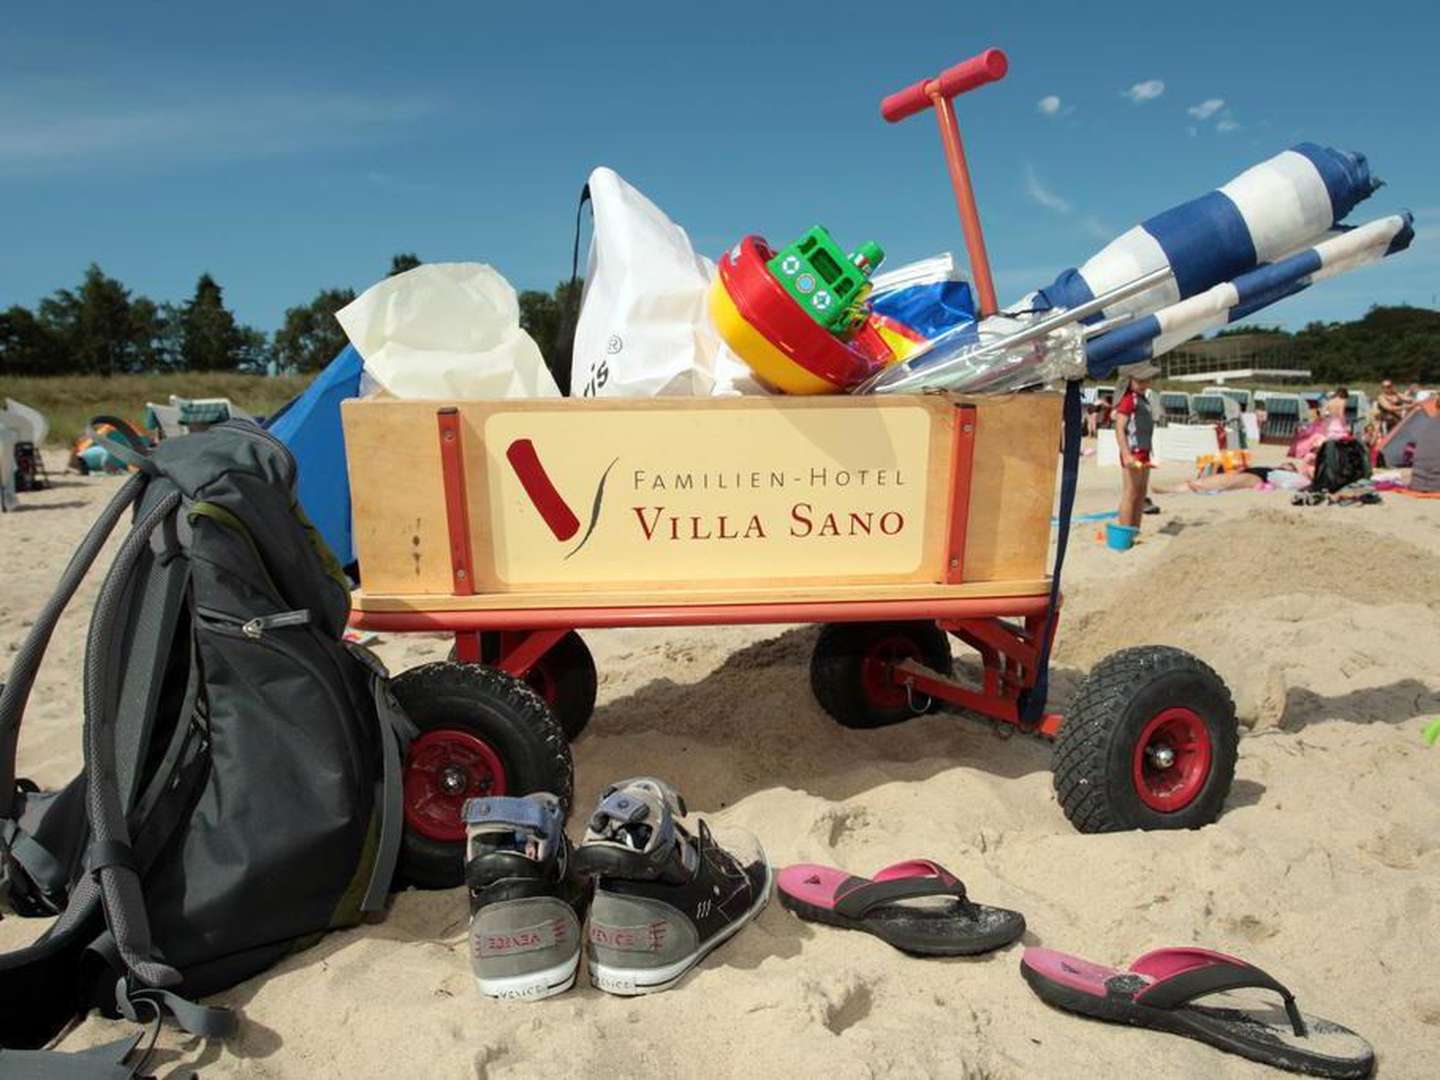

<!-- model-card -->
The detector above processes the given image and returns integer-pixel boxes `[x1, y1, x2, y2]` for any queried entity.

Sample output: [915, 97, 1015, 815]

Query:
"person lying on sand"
[1155, 464, 1310, 495]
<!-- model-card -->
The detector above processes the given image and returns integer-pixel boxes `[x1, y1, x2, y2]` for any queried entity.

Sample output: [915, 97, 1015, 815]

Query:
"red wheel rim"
[1131, 707, 1213, 812]
[859, 635, 922, 710]
[403, 730, 508, 843]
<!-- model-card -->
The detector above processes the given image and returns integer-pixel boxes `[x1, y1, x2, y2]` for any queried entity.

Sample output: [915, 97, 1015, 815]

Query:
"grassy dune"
[0, 373, 311, 445]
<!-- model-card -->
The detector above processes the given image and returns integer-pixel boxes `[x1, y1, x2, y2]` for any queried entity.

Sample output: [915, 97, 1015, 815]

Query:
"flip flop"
[1021, 947, 1374, 1078]
[777, 860, 1025, 956]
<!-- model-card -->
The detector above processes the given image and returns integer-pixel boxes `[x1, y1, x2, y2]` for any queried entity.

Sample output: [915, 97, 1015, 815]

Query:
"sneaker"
[462, 793, 588, 1002]
[575, 778, 771, 996]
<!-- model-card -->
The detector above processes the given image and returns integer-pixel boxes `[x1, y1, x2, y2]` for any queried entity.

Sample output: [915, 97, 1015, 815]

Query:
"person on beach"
[1113, 361, 1160, 531]
[1375, 380, 1410, 434]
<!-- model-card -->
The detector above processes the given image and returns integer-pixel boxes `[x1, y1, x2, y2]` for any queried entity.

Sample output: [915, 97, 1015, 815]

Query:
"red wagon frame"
[350, 403, 1065, 741]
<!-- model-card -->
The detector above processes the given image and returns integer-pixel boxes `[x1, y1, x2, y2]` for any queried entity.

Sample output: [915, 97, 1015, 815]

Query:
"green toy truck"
[765, 226, 885, 334]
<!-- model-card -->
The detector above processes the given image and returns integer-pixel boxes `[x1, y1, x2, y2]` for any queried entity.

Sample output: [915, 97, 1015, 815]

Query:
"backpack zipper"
[242, 609, 312, 639]
[197, 606, 311, 639]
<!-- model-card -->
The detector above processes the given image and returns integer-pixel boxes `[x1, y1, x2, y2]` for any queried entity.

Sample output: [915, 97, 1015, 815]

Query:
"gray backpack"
[0, 422, 410, 1063]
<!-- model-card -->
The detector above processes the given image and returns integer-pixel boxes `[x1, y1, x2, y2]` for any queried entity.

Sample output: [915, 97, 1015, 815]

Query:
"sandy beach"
[3, 445, 1438, 1079]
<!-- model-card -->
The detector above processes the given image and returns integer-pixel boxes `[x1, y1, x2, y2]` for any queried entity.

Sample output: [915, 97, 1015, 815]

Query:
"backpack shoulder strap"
[0, 473, 148, 819]
[82, 486, 185, 991]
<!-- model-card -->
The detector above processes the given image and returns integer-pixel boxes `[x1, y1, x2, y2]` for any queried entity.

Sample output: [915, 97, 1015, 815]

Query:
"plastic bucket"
[1105, 523, 1139, 551]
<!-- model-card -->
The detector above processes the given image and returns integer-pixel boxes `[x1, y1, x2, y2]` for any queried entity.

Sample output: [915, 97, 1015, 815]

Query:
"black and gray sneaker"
[575, 778, 771, 996]
[463, 793, 589, 1001]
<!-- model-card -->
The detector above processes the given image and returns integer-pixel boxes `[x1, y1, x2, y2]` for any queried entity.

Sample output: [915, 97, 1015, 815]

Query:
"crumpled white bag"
[572, 167, 763, 397]
[337, 263, 559, 399]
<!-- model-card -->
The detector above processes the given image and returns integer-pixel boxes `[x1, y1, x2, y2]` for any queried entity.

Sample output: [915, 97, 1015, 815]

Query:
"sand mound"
[5, 456, 1440, 1078]
[1056, 509, 1440, 726]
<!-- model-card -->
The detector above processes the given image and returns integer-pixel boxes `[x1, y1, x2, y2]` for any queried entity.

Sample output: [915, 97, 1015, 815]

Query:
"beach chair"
[0, 414, 17, 511]
[1159, 391, 1191, 423]
[1345, 391, 1369, 433]
[1190, 393, 1228, 424]
[2, 398, 51, 491]
[145, 402, 186, 441]
[168, 395, 253, 431]
[1260, 393, 1303, 443]
[1206, 387, 1252, 413]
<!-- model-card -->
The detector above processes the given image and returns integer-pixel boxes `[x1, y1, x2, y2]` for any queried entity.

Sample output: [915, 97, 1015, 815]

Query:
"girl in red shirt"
[1114, 362, 1160, 531]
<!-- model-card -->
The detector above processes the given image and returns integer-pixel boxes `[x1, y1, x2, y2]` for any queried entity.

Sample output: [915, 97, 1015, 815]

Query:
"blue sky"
[3, 1, 1436, 335]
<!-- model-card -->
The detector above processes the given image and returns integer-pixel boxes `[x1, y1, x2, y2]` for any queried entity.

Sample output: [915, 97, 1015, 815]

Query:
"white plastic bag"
[337, 263, 559, 399]
[572, 167, 743, 397]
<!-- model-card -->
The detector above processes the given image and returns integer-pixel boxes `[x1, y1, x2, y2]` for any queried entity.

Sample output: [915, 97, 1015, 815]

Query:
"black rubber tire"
[447, 631, 598, 741]
[1052, 646, 1238, 833]
[391, 661, 573, 889]
[810, 621, 953, 729]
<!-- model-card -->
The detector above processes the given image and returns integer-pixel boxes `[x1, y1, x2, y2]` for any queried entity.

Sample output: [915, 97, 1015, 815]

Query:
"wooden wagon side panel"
[959, 392, 1062, 582]
[342, 392, 1060, 604]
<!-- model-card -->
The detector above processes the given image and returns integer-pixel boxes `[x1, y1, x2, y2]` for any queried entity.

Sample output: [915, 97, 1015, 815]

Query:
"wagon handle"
[880, 49, 1009, 123]
[879, 48, 1008, 317]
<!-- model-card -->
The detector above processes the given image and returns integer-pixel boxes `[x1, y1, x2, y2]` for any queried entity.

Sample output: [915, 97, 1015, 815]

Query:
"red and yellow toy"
[709, 235, 900, 395]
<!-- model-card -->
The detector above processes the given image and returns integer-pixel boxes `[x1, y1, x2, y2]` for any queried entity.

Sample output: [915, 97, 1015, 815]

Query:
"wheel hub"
[1131, 707, 1213, 813]
[403, 730, 508, 843]
[860, 636, 923, 711]
[438, 764, 471, 795]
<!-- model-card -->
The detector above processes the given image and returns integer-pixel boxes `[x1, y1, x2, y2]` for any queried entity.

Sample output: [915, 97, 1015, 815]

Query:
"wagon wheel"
[391, 661, 573, 889]
[810, 621, 953, 729]
[1052, 646, 1238, 833]
[448, 631, 598, 741]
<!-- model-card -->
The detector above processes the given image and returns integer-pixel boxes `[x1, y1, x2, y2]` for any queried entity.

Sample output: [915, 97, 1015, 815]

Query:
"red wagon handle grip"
[881, 48, 1009, 122]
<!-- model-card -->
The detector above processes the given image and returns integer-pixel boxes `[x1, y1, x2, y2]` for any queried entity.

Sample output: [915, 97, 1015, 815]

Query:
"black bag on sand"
[0, 422, 411, 1061]
[1308, 438, 1371, 494]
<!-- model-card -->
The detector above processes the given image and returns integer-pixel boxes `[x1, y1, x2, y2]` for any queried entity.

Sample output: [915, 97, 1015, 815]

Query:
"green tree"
[273, 288, 356, 372]
[178, 273, 246, 371]
[234, 326, 273, 373]
[35, 264, 160, 376]
[519, 278, 583, 392]
[0, 305, 66, 375]
[388, 252, 422, 276]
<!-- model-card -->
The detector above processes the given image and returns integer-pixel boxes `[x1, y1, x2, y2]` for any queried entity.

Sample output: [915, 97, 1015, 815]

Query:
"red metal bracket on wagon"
[879, 49, 1008, 318]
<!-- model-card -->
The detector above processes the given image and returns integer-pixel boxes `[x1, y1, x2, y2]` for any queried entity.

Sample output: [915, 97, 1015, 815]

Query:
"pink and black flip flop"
[1021, 947, 1374, 1078]
[777, 860, 1025, 956]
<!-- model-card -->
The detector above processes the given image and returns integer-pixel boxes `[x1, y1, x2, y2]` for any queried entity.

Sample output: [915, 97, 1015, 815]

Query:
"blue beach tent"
[265, 346, 364, 568]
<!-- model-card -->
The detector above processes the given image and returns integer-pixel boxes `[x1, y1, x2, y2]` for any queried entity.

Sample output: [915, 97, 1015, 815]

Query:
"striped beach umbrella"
[1034, 144, 1381, 323]
[864, 144, 1412, 394]
[1085, 212, 1414, 374]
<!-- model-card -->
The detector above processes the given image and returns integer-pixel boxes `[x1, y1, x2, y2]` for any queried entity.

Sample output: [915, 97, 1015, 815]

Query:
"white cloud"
[1123, 79, 1166, 104]
[1024, 164, 1071, 214]
[1080, 215, 1112, 241]
[1187, 98, 1225, 121]
[1037, 95, 1062, 116]
[1217, 116, 1241, 133]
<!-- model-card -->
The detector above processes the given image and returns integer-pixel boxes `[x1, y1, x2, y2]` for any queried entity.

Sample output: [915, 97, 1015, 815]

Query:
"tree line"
[1210, 305, 1440, 385]
[6, 257, 1431, 387]
[0, 254, 581, 379]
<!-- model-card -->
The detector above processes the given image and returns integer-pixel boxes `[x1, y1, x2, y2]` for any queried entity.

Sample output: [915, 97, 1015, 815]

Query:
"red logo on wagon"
[504, 438, 617, 559]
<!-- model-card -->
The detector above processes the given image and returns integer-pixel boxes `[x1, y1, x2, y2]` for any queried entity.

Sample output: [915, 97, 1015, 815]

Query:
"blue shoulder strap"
[1019, 379, 1083, 725]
